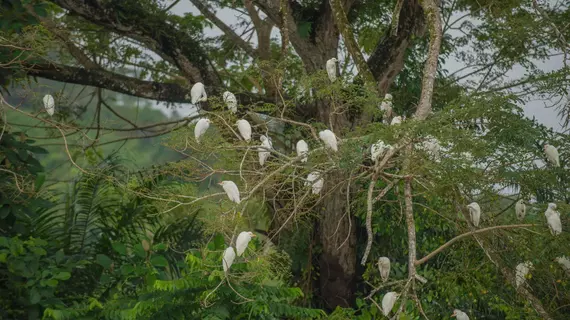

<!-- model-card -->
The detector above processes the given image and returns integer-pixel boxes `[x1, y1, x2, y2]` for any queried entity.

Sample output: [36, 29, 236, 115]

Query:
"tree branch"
[190, 0, 257, 57]
[329, 0, 375, 84]
[414, 0, 443, 120]
[415, 224, 538, 266]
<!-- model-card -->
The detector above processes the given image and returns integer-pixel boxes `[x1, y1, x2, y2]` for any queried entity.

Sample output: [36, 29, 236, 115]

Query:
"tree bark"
[318, 172, 356, 309]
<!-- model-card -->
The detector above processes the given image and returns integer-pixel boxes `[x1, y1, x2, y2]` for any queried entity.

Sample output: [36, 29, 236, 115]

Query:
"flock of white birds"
[39, 57, 566, 319]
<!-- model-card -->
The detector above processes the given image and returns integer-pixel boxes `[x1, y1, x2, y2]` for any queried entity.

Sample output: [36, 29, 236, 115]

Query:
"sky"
[153, 0, 566, 133]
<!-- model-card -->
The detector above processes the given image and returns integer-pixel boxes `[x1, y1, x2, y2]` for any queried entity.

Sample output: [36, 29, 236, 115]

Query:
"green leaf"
[96, 254, 112, 269]
[111, 242, 127, 256]
[45, 279, 58, 287]
[29, 287, 41, 304]
[54, 272, 71, 280]
[34, 173, 46, 191]
[150, 255, 168, 267]
[153, 243, 167, 251]
[55, 249, 64, 264]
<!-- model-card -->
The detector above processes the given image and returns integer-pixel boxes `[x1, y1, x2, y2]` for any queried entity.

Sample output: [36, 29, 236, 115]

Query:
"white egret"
[555, 256, 570, 273]
[236, 231, 256, 256]
[319, 129, 338, 152]
[296, 140, 309, 162]
[515, 199, 526, 221]
[371, 140, 393, 164]
[545, 203, 562, 236]
[515, 261, 533, 288]
[422, 136, 441, 160]
[305, 172, 323, 194]
[390, 116, 402, 125]
[258, 135, 272, 166]
[377, 257, 390, 282]
[451, 309, 470, 320]
[194, 118, 211, 142]
[236, 119, 252, 141]
[381, 292, 399, 316]
[223, 91, 238, 113]
[43, 94, 55, 116]
[379, 94, 393, 120]
[467, 202, 481, 227]
[326, 58, 338, 82]
[222, 246, 236, 273]
[191, 82, 207, 104]
[218, 181, 241, 204]
[544, 144, 560, 167]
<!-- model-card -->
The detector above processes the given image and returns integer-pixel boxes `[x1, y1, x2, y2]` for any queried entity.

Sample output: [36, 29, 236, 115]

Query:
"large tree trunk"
[318, 171, 357, 308]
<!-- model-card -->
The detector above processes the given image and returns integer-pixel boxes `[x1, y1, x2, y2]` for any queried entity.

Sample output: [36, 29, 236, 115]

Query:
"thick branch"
[415, 224, 538, 266]
[404, 176, 416, 276]
[48, 0, 215, 85]
[414, 0, 442, 120]
[329, 0, 375, 84]
[190, 0, 257, 57]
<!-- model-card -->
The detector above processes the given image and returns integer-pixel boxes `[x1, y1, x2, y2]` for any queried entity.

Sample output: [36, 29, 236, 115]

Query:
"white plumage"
[319, 129, 338, 152]
[371, 140, 392, 164]
[296, 140, 309, 162]
[515, 199, 526, 221]
[555, 256, 570, 273]
[218, 181, 241, 204]
[305, 172, 323, 194]
[544, 144, 560, 167]
[222, 247, 236, 272]
[422, 136, 441, 161]
[451, 309, 470, 320]
[379, 94, 393, 120]
[515, 261, 533, 288]
[390, 116, 402, 125]
[236, 231, 256, 256]
[223, 91, 237, 113]
[191, 82, 207, 104]
[194, 118, 211, 142]
[377, 257, 390, 282]
[43, 94, 55, 116]
[545, 203, 562, 236]
[258, 135, 272, 166]
[326, 58, 338, 82]
[236, 119, 252, 142]
[381, 292, 399, 316]
[467, 202, 481, 227]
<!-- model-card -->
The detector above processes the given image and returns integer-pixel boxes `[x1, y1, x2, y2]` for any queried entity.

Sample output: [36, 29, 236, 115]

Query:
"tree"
[1, 0, 569, 318]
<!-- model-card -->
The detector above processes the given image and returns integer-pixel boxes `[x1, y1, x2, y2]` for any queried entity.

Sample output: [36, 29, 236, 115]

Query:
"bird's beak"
[251, 234, 257, 238]
[217, 182, 222, 185]
[451, 312, 457, 317]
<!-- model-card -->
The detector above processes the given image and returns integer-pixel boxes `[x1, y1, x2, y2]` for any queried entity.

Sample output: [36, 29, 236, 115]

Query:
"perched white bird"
[390, 116, 402, 125]
[43, 94, 55, 116]
[319, 129, 338, 152]
[223, 91, 238, 113]
[326, 58, 338, 82]
[258, 135, 273, 166]
[467, 202, 481, 227]
[191, 82, 207, 104]
[377, 257, 390, 282]
[218, 181, 241, 204]
[381, 292, 399, 316]
[555, 256, 570, 273]
[236, 119, 252, 142]
[222, 247, 236, 273]
[379, 94, 393, 120]
[194, 118, 211, 142]
[236, 231, 256, 256]
[296, 140, 309, 163]
[515, 261, 533, 288]
[515, 199, 526, 221]
[422, 136, 441, 160]
[544, 144, 560, 167]
[371, 140, 392, 164]
[451, 309, 470, 320]
[305, 172, 323, 194]
[545, 203, 562, 236]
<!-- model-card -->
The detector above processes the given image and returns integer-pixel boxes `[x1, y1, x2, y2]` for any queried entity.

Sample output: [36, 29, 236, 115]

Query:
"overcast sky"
[155, 1, 566, 132]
